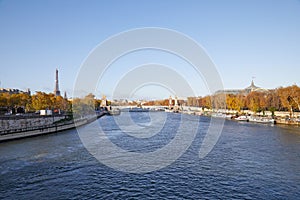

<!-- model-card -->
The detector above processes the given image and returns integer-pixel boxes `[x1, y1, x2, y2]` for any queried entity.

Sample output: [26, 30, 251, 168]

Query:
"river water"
[0, 112, 300, 199]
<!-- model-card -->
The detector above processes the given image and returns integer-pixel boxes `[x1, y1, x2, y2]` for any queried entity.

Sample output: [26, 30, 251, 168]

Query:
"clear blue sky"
[0, 0, 300, 99]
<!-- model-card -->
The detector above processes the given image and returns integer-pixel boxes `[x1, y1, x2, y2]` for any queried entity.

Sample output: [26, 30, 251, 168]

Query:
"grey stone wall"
[0, 116, 65, 131]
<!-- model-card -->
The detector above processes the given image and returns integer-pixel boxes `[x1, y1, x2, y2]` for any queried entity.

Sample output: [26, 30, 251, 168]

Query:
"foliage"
[226, 94, 245, 111]
[278, 85, 300, 111]
[212, 94, 226, 109]
[2, 84, 300, 115]
[72, 93, 97, 118]
[245, 91, 266, 112]
[0, 91, 70, 112]
[187, 85, 300, 112]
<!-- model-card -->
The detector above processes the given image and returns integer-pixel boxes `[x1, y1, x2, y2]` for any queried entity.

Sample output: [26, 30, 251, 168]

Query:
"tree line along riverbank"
[184, 85, 300, 118]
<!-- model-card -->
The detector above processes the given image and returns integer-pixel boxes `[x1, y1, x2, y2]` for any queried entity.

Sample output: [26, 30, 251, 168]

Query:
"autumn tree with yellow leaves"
[187, 84, 300, 113]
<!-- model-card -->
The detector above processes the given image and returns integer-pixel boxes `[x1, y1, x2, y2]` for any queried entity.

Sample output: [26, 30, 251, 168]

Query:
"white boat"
[194, 112, 203, 116]
[212, 113, 226, 118]
[182, 111, 195, 115]
[249, 116, 275, 124]
[165, 109, 174, 113]
[212, 113, 233, 119]
[225, 114, 233, 119]
[108, 109, 121, 116]
[235, 116, 249, 122]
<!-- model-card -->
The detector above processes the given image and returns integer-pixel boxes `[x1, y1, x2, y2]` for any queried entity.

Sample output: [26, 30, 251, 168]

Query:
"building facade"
[215, 80, 268, 95]
[0, 88, 31, 95]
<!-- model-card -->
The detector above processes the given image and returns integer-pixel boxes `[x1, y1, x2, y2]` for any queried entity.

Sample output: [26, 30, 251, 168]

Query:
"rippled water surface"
[1, 112, 300, 199]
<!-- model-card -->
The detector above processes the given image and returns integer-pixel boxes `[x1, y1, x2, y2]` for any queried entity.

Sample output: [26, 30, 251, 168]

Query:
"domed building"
[215, 80, 269, 95]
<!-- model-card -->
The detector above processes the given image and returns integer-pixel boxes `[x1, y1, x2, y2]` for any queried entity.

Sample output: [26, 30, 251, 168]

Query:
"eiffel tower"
[54, 69, 61, 96]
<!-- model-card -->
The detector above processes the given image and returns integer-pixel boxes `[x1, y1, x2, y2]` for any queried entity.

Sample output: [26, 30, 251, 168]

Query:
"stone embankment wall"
[0, 116, 65, 132]
[185, 107, 300, 118]
[0, 118, 89, 142]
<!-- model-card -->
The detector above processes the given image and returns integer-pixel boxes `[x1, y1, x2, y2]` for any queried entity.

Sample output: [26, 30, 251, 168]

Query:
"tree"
[31, 92, 53, 110]
[94, 99, 102, 109]
[53, 95, 69, 111]
[72, 93, 96, 118]
[18, 93, 31, 110]
[245, 91, 265, 113]
[0, 93, 8, 107]
[288, 85, 300, 111]
[202, 96, 212, 109]
[226, 94, 244, 111]
[265, 89, 281, 111]
[212, 94, 226, 109]
[277, 85, 300, 117]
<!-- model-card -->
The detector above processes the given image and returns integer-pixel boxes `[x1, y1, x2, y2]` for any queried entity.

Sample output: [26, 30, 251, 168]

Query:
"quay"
[0, 111, 106, 142]
[117, 105, 300, 126]
[179, 107, 300, 126]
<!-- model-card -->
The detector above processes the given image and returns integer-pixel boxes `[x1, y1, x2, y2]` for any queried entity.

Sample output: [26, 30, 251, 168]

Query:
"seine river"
[1, 112, 300, 199]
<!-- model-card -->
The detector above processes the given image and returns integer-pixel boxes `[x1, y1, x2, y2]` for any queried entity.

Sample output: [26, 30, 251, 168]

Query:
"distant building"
[0, 88, 31, 95]
[215, 80, 268, 95]
[100, 95, 108, 107]
[168, 96, 173, 109]
[64, 91, 68, 99]
[168, 95, 185, 109]
[54, 69, 61, 96]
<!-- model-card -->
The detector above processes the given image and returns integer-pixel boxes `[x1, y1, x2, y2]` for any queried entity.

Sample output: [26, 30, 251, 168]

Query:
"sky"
[0, 0, 300, 99]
